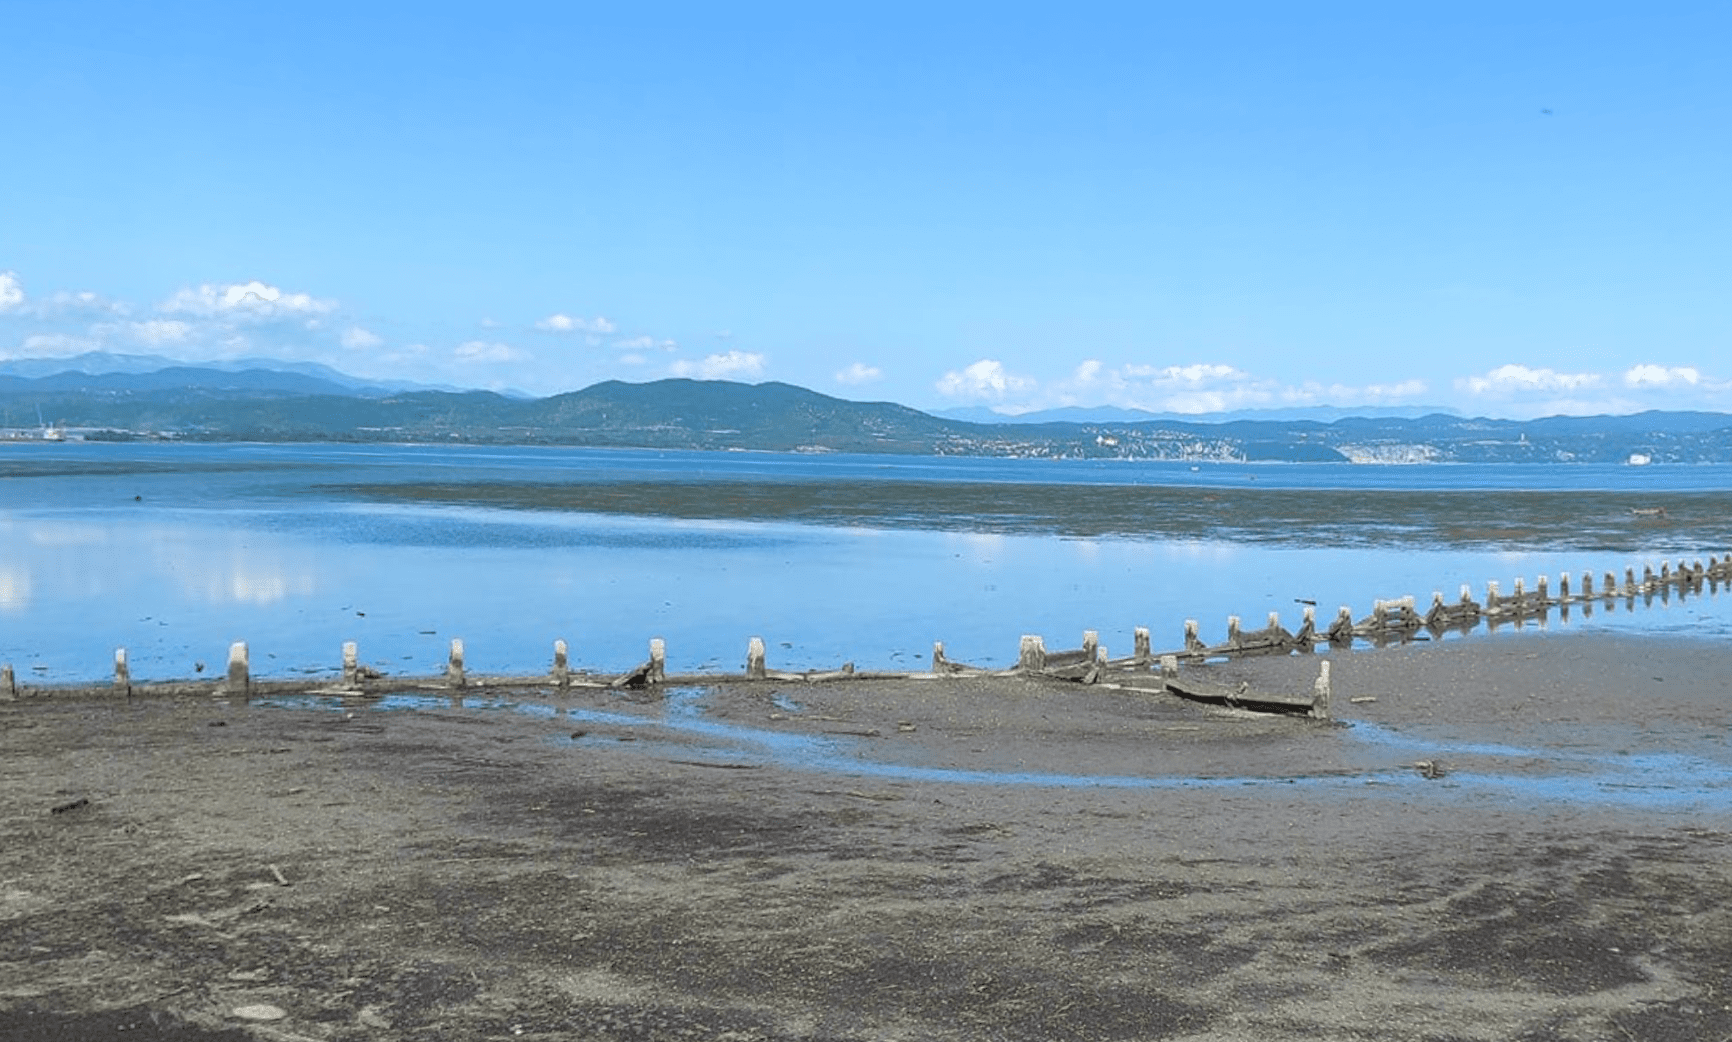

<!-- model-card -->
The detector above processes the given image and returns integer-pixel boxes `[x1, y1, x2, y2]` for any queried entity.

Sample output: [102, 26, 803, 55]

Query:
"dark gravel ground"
[4, 630, 1732, 1041]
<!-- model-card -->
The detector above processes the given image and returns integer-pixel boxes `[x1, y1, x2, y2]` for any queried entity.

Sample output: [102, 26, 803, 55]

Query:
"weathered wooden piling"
[1328, 606, 1354, 644]
[1226, 615, 1242, 644]
[1159, 654, 1178, 679]
[1018, 635, 1048, 671]
[552, 639, 569, 686]
[1310, 660, 1332, 720]
[747, 637, 767, 680]
[1133, 627, 1151, 663]
[226, 642, 249, 696]
[1, 664, 14, 701]
[1294, 606, 1317, 644]
[649, 638, 666, 683]
[1486, 580, 1501, 611]
[342, 641, 360, 686]
[114, 648, 131, 697]
[1183, 620, 1205, 655]
[1626, 567, 1637, 595]
[447, 639, 466, 687]
[1537, 575, 1550, 602]
[1082, 630, 1099, 663]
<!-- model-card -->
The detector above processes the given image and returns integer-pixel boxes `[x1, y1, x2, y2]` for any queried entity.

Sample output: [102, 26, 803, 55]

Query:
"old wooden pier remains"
[4, 554, 1729, 723]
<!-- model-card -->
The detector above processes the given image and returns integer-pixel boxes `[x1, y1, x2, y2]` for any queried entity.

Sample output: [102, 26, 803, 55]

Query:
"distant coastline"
[5, 356, 1732, 463]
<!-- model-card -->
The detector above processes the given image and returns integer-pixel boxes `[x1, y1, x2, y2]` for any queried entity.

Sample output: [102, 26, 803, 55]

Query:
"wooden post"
[1183, 619, 1205, 654]
[1513, 577, 1526, 605]
[1296, 605, 1317, 644]
[1160, 654, 1178, 679]
[1018, 635, 1047, 671]
[932, 641, 948, 671]
[447, 638, 466, 687]
[1486, 581, 1500, 610]
[226, 642, 249, 696]
[113, 648, 130, 697]
[1626, 567, 1638, 594]
[747, 637, 767, 680]
[1133, 627, 1151, 663]
[1558, 573, 1570, 600]
[552, 639, 569, 686]
[1329, 606, 1354, 644]
[1310, 660, 1332, 720]
[342, 641, 359, 686]
[1226, 615, 1242, 645]
[1, 664, 14, 701]
[1082, 630, 1099, 662]
[1605, 571, 1618, 598]
[649, 638, 666, 683]
[1538, 575, 1550, 602]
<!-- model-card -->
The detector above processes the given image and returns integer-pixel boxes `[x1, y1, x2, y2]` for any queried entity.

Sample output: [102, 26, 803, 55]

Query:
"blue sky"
[2, 2, 1728, 418]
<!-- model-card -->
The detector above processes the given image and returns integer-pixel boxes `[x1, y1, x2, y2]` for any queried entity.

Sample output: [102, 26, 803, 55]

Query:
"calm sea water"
[4, 442, 1732, 682]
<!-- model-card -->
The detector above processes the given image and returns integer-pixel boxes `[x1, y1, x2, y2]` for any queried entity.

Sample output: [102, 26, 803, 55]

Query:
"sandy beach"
[4, 629, 1732, 1041]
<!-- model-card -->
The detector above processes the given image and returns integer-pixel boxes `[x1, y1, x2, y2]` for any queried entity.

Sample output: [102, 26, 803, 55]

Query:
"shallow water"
[248, 685, 1732, 813]
[5, 443, 1731, 682]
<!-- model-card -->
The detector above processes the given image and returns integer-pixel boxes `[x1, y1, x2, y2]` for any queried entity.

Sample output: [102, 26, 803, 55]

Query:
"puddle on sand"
[248, 689, 1732, 812]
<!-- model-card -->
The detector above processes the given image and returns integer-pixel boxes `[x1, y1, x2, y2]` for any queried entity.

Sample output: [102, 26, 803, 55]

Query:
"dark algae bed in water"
[329, 476, 1732, 550]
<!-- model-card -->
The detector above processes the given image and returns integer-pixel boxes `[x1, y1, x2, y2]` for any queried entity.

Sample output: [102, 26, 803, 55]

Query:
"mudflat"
[4, 630, 1731, 1041]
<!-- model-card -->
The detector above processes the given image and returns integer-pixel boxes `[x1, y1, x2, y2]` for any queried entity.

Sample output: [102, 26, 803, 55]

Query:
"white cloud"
[160, 280, 334, 319]
[1624, 364, 1699, 388]
[537, 313, 616, 334]
[3, 333, 99, 359]
[46, 290, 128, 317]
[1459, 364, 1603, 396]
[0, 271, 23, 312]
[1121, 362, 1247, 385]
[989, 359, 1436, 416]
[670, 350, 766, 380]
[125, 320, 193, 346]
[617, 353, 649, 366]
[935, 359, 1037, 401]
[835, 362, 883, 385]
[341, 326, 383, 350]
[614, 335, 677, 352]
[453, 340, 527, 364]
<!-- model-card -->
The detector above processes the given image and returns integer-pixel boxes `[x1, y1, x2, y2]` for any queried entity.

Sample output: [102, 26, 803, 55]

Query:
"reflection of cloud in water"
[0, 568, 30, 612]
[194, 565, 317, 606]
[168, 548, 317, 606]
[947, 532, 1006, 557]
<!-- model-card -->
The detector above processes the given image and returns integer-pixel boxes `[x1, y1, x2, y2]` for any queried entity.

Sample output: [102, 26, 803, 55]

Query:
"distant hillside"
[3, 359, 1732, 462]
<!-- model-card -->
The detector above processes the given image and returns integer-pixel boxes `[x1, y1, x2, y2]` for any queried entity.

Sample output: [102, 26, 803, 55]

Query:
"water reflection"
[6, 444, 1732, 682]
[0, 567, 29, 612]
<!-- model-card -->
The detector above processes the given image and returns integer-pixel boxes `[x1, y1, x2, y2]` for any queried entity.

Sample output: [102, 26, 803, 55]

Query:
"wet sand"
[4, 630, 1732, 1040]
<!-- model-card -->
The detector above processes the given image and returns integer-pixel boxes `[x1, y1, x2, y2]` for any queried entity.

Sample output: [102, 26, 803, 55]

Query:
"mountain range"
[3, 353, 1731, 464]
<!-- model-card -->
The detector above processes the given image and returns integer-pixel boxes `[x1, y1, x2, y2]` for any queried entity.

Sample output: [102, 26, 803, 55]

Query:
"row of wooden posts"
[2, 555, 1726, 721]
